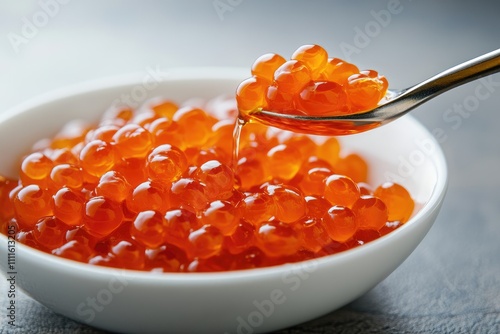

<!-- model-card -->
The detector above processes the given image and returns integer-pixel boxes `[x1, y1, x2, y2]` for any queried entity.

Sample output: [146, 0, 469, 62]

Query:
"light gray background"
[1, 1, 499, 333]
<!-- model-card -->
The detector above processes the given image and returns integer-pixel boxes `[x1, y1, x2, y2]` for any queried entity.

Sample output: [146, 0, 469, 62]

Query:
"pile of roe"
[237, 44, 388, 116]
[0, 96, 413, 272]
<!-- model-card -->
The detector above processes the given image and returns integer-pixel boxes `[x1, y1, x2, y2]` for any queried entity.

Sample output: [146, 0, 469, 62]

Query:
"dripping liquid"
[232, 116, 246, 170]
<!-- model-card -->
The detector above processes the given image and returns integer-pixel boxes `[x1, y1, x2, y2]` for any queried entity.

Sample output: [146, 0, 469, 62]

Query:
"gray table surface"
[1, 1, 499, 333]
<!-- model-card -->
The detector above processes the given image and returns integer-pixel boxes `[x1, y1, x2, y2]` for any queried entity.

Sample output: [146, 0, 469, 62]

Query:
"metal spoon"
[248, 48, 500, 136]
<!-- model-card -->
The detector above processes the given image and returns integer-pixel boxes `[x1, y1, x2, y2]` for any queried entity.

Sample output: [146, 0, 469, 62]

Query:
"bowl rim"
[0, 68, 448, 283]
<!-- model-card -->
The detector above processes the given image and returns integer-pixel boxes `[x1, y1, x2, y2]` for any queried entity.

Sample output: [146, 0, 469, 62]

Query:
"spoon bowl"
[251, 48, 500, 135]
[0, 68, 447, 333]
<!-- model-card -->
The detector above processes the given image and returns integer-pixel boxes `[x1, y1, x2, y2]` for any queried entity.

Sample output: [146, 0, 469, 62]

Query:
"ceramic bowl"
[0, 68, 447, 334]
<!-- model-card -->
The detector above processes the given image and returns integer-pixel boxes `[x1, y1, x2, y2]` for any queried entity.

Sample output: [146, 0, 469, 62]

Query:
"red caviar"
[237, 44, 388, 116]
[0, 46, 415, 273]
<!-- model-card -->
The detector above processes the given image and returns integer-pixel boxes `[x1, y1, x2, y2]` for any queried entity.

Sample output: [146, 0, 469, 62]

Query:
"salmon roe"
[237, 44, 388, 117]
[0, 46, 414, 273]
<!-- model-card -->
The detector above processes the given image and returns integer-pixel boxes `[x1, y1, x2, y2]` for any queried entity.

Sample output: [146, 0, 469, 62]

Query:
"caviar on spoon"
[237, 45, 500, 135]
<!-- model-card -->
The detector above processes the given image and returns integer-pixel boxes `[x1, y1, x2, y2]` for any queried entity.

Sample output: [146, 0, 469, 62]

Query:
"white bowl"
[0, 68, 447, 334]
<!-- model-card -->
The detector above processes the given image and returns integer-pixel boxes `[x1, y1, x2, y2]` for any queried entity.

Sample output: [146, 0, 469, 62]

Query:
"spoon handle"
[381, 48, 500, 120]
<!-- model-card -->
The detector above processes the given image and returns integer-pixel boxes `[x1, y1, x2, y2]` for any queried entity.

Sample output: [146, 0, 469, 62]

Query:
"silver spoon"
[248, 48, 500, 136]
